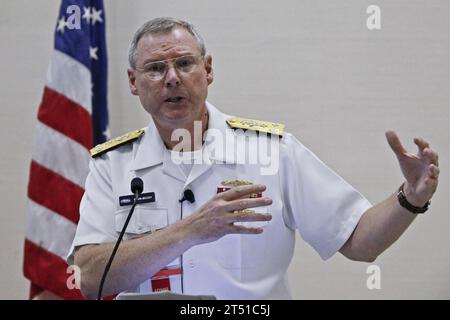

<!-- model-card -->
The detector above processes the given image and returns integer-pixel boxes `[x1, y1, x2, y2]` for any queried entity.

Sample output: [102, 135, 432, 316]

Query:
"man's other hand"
[386, 130, 440, 207]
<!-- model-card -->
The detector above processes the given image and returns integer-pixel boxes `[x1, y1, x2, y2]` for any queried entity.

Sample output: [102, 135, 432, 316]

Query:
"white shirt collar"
[129, 102, 237, 172]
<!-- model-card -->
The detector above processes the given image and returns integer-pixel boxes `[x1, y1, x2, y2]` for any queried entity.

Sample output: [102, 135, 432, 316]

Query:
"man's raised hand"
[385, 130, 439, 207]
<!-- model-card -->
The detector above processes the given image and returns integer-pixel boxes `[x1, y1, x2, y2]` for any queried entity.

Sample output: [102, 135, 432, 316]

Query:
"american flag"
[23, 0, 108, 299]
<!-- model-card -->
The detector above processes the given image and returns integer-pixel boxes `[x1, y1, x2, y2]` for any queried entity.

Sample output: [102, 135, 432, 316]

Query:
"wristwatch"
[397, 183, 430, 214]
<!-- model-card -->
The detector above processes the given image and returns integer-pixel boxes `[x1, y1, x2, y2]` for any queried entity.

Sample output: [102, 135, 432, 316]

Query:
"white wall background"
[0, 0, 449, 299]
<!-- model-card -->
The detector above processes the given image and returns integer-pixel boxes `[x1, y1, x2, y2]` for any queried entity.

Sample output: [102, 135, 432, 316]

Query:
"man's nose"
[164, 64, 181, 87]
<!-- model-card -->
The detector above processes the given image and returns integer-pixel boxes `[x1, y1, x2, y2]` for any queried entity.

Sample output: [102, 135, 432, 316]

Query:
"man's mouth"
[165, 96, 184, 103]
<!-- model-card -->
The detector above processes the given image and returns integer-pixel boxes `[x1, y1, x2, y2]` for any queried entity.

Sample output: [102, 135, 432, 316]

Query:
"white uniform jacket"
[68, 102, 371, 299]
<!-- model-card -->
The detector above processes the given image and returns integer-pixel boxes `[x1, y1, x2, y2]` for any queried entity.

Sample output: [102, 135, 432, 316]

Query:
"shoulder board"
[90, 129, 145, 158]
[226, 117, 285, 136]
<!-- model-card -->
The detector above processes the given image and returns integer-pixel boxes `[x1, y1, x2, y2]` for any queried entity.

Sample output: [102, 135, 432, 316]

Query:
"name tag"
[119, 192, 156, 206]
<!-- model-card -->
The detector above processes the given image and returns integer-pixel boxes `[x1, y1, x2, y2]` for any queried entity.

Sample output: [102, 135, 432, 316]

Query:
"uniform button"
[188, 259, 195, 269]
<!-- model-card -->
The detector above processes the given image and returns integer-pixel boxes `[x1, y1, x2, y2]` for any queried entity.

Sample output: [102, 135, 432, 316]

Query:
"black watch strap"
[397, 183, 430, 214]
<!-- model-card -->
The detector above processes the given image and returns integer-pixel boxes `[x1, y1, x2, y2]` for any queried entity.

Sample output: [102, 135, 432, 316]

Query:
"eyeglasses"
[137, 54, 204, 80]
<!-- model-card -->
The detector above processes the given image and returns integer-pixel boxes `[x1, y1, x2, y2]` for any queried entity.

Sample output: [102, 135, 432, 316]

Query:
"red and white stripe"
[24, 49, 92, 300]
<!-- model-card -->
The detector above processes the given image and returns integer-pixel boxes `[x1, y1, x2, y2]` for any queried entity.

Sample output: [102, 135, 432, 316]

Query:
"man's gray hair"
[128, 17, 206, 69]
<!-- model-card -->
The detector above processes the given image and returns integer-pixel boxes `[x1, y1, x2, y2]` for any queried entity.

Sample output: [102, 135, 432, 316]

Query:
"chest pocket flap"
[115, 207, 168, 235]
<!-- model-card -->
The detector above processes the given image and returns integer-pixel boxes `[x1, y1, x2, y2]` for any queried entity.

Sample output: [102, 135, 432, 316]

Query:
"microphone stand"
[97, 181, 142, 300]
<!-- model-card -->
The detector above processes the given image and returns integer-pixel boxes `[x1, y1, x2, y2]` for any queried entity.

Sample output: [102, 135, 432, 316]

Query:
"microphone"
[130, 177, 143, 195]
[179, 189, 195, 203]
[97, 177, 144, 300]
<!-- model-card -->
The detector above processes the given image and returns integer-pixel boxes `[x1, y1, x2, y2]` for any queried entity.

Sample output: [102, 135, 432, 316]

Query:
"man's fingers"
[425, 176, 439, 193]
[415, 137, 440, 166]
[428, 164, 440, 179]
[224, 211, 272, 223]
[423, 148, 439, 166]
[221, 197, 272, 213]
[220, 184, 267, 201]
[385, 130, 407, 157]
[414, 137, 430, 154]
[228, 225, 264, 235]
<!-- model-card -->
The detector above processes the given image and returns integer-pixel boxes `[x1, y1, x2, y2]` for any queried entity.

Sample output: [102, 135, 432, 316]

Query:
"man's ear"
[127, 68, 139, 96]
[204, 55, 214, 85]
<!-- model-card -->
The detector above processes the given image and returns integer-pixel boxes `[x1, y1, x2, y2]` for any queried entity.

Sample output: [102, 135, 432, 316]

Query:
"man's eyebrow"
[142, 58, 164, 65]
[141, 52, 198, 66]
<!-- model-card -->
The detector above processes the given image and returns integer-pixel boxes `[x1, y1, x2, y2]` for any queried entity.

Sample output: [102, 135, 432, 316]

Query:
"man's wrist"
[397, 182, 430, 214]
[403, 181, 433, 207]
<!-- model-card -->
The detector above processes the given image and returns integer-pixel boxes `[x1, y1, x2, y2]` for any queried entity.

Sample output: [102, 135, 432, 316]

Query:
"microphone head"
[184, 189, 195, 203]
[130, 177, 144, 195]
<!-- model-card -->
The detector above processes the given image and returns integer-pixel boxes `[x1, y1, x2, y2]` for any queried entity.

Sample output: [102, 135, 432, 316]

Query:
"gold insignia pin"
[221, 180, 253, 187]
[219, 180, 261, 198]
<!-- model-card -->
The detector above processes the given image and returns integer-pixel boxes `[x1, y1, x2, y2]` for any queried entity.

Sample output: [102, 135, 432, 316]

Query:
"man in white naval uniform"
[68, 18, 440, 299]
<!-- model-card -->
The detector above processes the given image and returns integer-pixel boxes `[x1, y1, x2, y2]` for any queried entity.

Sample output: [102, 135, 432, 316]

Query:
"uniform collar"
[203, 103, 238, 165]
[130, 101, 237, 172]
[129, 118, 165, 171]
